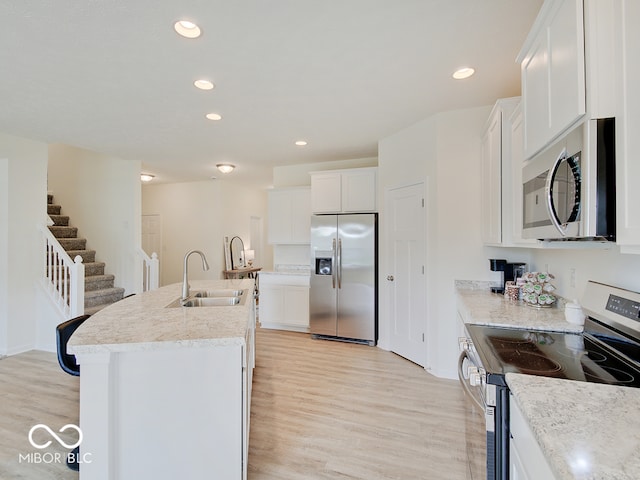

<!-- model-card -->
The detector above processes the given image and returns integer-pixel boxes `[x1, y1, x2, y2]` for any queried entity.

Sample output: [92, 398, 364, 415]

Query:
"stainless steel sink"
[193, 289, 244, 298]
[165, 288, 248, 308]
[183, 297, 241, 307]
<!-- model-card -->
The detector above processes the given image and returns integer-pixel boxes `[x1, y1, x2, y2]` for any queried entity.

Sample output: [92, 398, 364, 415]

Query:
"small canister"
[504, 281, 520, 302]
[565, 300, 585, 325]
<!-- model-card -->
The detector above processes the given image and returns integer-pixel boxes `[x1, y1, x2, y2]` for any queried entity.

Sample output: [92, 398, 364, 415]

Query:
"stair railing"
[138, 249, 159, 292]
[39, 224, 85, 317]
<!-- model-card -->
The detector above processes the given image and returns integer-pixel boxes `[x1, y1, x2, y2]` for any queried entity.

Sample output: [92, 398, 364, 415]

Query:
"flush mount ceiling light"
[216, 163, 235, 174]
[174, 20, 201, 39]
[140, 173, 155, 182]
[194, 79, 214, 90]
[295, 140, 308, 146]
[206, 112, 222, 121]
[452, 67, 475, 80]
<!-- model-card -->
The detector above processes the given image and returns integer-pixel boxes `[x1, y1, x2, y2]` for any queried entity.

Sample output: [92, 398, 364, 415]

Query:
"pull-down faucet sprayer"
[181, 250, 210, 303]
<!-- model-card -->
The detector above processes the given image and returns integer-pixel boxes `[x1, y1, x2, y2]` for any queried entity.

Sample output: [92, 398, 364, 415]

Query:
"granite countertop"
[507, 373, 640, 480]
[456, 281, 582, 333]
[69, 278, 255, 354]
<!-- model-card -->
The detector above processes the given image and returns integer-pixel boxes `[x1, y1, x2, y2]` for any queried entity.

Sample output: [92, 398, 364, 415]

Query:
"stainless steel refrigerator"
[309, 214, 377, 345]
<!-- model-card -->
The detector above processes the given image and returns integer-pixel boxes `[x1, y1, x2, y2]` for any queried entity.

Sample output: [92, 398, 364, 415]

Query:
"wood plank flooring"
[248, 329, 481, 480]
[0, 329, 482, 479]
[0, 350, 80, 480]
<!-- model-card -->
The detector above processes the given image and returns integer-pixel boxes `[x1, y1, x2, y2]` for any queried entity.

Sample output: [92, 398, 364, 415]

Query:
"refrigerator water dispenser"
[315, 258, 332, 275]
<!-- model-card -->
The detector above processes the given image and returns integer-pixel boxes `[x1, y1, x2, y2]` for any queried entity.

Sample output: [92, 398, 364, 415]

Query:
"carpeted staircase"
[47, 194, 125, 315]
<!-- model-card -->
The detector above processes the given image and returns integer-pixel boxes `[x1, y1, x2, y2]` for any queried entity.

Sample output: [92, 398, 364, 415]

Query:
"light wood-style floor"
[249, 330, 481, 480]
[0, 350, 80, 480]
[0, 329, 483, 479]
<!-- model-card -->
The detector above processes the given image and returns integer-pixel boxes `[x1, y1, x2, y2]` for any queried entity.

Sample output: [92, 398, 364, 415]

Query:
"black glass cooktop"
[466, 323, 640, 388]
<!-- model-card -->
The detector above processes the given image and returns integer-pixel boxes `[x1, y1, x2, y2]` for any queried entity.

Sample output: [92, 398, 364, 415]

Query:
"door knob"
[386, 275, 394, 281]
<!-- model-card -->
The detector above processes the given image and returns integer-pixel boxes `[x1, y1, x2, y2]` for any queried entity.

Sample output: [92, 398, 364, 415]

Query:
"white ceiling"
[0, 0, 543, 187]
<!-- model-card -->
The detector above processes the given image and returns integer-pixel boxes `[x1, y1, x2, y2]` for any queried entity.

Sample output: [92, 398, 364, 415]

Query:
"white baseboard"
[258, 322, 310, 333]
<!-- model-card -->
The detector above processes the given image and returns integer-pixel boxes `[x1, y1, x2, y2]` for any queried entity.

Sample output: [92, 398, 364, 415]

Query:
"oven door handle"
[457, 350, 485, 412]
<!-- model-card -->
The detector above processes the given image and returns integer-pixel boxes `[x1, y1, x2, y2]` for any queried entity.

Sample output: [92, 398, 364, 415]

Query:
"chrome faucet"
[181, 250, 210, 303]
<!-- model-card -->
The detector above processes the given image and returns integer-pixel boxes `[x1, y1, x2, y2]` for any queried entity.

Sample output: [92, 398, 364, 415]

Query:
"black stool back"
[56, 315, 91, 376]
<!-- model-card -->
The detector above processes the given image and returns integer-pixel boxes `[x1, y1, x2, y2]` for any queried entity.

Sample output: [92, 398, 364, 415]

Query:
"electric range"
[458, 281, 640, 479]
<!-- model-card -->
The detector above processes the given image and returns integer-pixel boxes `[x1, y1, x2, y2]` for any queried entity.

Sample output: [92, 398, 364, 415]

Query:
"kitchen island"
[68, 278, 256, 480]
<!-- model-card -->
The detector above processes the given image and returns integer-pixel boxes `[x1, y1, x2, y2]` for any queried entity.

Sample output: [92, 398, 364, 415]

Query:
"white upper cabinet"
[518, 0, 616, 160]
[310, 167, 377, 214]
[267, 187, 311, 244]
[509, 104, 539, 247]
[614, 0, 640, 253]
[481, 97, 522, 246]
[481, 104, 503, 245]
[518, 0, 586, 159]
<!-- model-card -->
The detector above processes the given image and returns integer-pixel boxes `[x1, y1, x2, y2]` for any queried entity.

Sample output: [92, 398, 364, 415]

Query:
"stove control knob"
[458, 337, 472, 352]
[468, 367, 481, 387]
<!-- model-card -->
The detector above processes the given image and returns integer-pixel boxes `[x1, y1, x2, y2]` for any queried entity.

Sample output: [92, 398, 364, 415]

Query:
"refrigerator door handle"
[331, 238, 337, 289]
[337, 238, 342, 289]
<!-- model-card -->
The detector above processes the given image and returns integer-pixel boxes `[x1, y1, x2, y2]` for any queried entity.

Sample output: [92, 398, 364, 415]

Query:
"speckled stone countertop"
[507, 373, 640, 480]
[456, 281, 582, 333]
[69, 279, 255, 354]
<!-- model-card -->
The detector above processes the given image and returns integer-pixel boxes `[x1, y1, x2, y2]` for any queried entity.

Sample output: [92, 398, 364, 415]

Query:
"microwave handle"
[545, 148, 569, 236]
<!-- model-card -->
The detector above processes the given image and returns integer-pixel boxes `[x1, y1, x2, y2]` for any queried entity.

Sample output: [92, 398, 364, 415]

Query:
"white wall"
[528, 246, 640, 301]
[142, 180, 269, 286]
[379, 105, 507, 379]
[47, 144, 142, 295]
[0, 133, 49, 355]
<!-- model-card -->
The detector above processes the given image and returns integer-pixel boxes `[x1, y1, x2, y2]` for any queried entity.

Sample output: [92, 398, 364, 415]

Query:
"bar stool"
[56, 314, 91, 470]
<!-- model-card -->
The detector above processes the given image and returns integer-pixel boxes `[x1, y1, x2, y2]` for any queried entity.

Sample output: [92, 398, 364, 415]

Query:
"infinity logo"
[28, 424, 83, 450]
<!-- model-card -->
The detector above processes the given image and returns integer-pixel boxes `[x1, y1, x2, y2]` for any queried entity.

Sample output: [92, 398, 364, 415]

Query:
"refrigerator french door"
[310, 214, 377, 345]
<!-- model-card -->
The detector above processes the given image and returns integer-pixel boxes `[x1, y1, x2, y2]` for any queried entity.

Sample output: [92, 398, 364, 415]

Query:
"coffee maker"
[489, 259, 527, 294]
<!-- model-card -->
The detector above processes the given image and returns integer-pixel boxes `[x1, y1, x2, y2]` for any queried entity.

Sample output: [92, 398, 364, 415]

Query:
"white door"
[142, 214, 161, 259]
[386, 183, 427, 366]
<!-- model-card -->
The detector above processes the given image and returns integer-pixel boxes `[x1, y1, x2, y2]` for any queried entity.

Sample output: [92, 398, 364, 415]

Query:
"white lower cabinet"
[509, 394, 556, 480]
[259, 273, 310, 331]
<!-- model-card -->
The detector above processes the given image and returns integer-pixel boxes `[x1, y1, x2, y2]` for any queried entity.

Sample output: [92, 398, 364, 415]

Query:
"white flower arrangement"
[521, 272, 556, 307]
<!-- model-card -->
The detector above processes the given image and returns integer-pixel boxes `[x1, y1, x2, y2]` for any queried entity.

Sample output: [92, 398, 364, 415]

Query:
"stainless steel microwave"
[522, 118, 616, 241]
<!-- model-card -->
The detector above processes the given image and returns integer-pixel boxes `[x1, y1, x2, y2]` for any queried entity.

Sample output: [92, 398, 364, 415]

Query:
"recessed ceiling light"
[174, 20, 201, 39]
[194, 79, 214, 90]
[140, 173, 155, 182]
[206, 113, 222, 121]
[295, 140, 308, 146]
[452, 67, 475, 80]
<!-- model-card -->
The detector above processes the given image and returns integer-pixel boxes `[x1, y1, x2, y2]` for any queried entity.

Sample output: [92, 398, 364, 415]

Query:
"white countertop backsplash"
[507, 373, 640, 480]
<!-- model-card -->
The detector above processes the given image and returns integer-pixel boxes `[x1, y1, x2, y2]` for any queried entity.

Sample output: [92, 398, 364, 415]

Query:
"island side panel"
[77, 345, 244, 480]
